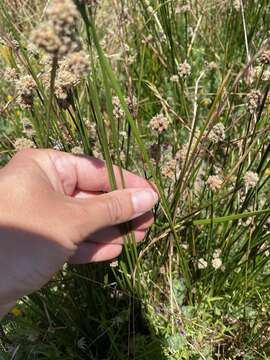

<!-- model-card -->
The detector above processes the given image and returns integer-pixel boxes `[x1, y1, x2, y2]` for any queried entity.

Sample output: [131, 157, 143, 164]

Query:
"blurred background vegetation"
[1, 0, 270, 359]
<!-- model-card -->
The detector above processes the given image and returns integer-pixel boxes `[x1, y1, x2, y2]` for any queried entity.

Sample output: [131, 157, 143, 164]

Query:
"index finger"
[46, 149, 155, 195]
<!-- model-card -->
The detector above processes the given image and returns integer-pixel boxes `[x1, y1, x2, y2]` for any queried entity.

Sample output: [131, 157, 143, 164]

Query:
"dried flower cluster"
[14, 137, 36, 151]
[112, 95, 138, 119]
[149, 113, 170, 133]
[212, 257, 223, 270]
[260, 50, 270, 65]
[112, 96, 124, 119]
[161, 159, 177, 178]
[247, 89, 261, 113]
[178, 60, 191, 78]
[243, 171, 259, 188]
[15, 75, 37, 108]
[208, 122, 225, 143]
[71, 146, 84, 155]
[126, 95, 138, 118]
[206, 175, 223, 191]
[198, 258, 208, 270]
[54, 51, 90, 100]
[31, 0, 81, 57]
[4, 67, 18, 82]
[170, 75, 179, 82]
[212, 248, 223, 270]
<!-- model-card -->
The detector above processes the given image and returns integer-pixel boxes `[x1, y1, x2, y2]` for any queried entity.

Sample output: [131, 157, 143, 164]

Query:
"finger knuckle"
[105, 195, 124, 224]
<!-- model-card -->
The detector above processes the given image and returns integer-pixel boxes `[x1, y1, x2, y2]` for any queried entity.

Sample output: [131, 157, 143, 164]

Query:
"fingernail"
[132, 189, 159, 216]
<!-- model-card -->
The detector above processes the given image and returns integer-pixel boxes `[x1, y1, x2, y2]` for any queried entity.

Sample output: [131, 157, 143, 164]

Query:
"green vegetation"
[1, 0, 270, 358]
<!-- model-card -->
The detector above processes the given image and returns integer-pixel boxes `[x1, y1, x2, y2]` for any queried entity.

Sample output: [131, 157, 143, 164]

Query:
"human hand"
[0, 149, 158, 316]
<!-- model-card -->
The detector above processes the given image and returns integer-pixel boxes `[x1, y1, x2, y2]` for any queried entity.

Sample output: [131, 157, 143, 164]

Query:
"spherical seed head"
[170, 75, 179, 82]
[4, 67, 18, 82]
[161, 159, 177, 178]
[260, 50, 270, 65]
[149, 114, 170, 133]
[247, 89, 261, 113]
[71, 146, 83, 155]
[56, 69, 77, 88]
[212, 258, 222, 270]
[206, 175, 223, 191]
[14, 137, 35, 151]
[31, 0, 81, 57]
[112, 96, 124, 119]
[208, 122, 225, 143]
[243, 171, 259, 188]
[46, 0, 80, 28]
[31, 22, 61, 54]
[15, 75, 36, 108]
[125, 95, 138, 117]
[198, 258, 208, 270]
[178, 60, 191, 78]
[60, 51, 90, 79]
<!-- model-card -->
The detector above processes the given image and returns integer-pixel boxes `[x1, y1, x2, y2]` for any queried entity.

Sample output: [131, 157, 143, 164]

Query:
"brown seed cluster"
[4, 67, 19, 82]
[149, 114, 170, 133]
[15, 75, 37, 108]
[54, 51, 90, 100]
[247, 89, 261, 113]
[71, 146, 84, 155]
[243, 171, 259, 188]
[206, 175, 223, 191]
[161, 159, 177, 178]
[208, 123, 225, 143]
[31, 0, 81, 57]
[112, 95, 138, 119]
[260, 50, 270, 65]
[112, 96, 124, 119]
[14, 137, 36, 151]
[178, 60, 191, 78]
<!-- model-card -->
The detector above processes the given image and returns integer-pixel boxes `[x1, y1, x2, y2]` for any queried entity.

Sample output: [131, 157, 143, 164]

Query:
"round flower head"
[31, 23, 61, 55]
[206, 175, 223, 192]
[31, 0, 81, 58]
[198, 258, 208, 270]
[161, 159, 177, 178]
[247, 90, 261, 114]
[71, 146, 84, 155]
[60, 51, 90, 79]
[170, 75, 179, 82]
[212, 258, 223, 270]
[260, 50, 270, 65]
[125, 95, 138, 118]
[208, 123, 225, 143]
[15, 75, 37, 108]
[14, 137, 36, 151]
[149, 113, 170, 133]
[243, 171, 259, 188]
[178, 60, 191, 78]
[112, 96, 124, 119]
[46, 0, 79, 30]
[4, 67, 18, 83]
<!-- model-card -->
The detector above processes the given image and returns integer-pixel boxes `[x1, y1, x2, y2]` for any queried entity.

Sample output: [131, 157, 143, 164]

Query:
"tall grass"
[1, 0, 270, 358]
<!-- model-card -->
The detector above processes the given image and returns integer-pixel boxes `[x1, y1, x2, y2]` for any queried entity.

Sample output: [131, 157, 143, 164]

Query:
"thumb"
[73, 188, 159, 240]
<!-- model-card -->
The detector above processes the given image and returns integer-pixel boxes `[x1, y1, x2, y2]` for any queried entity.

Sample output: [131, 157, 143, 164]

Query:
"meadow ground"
[1, 0, 270, 359]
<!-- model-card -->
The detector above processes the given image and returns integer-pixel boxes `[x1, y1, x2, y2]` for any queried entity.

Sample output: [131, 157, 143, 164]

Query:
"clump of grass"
[1, 0, 270, 358]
